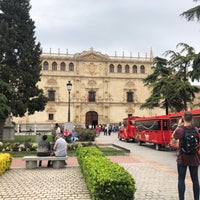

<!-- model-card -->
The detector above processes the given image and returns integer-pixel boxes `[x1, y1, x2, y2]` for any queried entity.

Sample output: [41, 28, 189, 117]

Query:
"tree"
[0, 0, 48, 141]
[164, 43, 199, 111]
[181, 0, 200, 21]
[140, 57, 185, 114]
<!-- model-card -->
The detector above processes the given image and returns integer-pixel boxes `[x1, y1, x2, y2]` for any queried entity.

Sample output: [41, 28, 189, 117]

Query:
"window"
[60, 62, 66, 71]
[127, 91, 134, 102]
[117, 64, 122, 73]
[48, 89, 55, 101]
[140, 65, 145, 73]
[48, 114, 54, 120]
[109, 64, 114, 73]
[132, 65, 137, 73]
[69, 62, 74, 71]
[52, 62, 57, 71]
[43, 61, 49, 70]
[88, 91, 96, 102]
[125, 65, 130, 73]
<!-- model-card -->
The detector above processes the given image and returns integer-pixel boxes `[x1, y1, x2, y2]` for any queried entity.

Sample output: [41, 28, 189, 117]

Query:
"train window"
[136, 120, 161, 130]
[123, 119, 127, 127]
[170, 119, 178, 131]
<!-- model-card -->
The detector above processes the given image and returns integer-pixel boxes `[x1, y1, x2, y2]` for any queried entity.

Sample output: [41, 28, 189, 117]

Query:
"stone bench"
[22, 156, 68, 169]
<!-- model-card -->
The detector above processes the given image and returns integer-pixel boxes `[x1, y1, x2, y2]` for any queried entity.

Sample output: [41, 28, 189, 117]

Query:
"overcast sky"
[29, 0, 200, 58]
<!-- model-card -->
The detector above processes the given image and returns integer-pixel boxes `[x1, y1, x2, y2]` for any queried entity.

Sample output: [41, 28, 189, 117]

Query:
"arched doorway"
[85, 111, 98, 128]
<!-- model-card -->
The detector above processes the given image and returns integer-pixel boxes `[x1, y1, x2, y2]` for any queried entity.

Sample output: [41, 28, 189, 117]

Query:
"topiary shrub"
[76, 146, 136, 200]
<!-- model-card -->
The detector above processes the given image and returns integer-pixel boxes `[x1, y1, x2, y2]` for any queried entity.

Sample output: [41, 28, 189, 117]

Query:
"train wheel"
[155, 144, 160, 151]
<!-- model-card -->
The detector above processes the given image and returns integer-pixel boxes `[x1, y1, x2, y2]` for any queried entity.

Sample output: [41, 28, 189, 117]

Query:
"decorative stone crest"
[73, 48, 110, 62]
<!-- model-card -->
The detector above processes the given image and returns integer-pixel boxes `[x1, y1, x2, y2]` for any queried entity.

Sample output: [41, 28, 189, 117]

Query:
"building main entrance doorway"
[85, 111, 98, 128]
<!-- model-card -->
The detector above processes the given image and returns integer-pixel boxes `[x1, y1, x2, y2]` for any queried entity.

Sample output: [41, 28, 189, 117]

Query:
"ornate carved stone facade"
[14, 48, 165, 127]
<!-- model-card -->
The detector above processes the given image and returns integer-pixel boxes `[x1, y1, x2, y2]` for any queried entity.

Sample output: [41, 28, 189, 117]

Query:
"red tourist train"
[135, 115, 171, 150]
[118, 116, 140, 142]
[118, 109, 200, 151]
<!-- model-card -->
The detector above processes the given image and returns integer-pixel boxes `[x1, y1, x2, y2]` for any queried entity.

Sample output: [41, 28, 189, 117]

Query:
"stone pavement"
[0, 133, 196, 200]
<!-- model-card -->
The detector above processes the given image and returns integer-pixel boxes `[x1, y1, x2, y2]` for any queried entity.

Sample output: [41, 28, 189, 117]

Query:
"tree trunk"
[0, 120, 5, 142]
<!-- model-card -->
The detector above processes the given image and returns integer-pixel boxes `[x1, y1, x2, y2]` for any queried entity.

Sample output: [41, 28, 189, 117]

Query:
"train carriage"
[118, 116, 140, 142]
[135, 115, 171, 150]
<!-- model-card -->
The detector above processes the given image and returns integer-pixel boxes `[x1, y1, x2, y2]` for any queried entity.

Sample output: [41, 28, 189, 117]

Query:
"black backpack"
[181, 126, 199, 154]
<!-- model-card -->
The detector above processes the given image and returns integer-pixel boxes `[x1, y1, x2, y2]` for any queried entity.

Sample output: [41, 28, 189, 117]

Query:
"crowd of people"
[36, 123, 75, 167]
[36, 123, 120, 167]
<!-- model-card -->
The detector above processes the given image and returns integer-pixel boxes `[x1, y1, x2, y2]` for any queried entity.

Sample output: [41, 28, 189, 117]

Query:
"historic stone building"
[14, 48, 165, 130]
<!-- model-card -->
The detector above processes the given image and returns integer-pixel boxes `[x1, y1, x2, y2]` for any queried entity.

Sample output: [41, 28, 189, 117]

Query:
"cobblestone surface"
[121, 163, 193, 200]
[2, 133, 198, 200]
[0, 167, 90, 200]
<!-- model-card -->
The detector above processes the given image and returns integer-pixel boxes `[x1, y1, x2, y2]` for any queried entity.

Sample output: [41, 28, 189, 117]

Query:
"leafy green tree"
[164, 43, 199, 110]
[140, 57, 184, 114]
[0, 0, 48, 141]
[181, 0, 200, 21]
[190, 52, 200, 81]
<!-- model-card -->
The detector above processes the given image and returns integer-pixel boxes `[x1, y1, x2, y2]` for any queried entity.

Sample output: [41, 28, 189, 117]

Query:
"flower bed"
[76, 146, 136, 200]
[0, 153, 12, 175]
[75, 128, 97, 142]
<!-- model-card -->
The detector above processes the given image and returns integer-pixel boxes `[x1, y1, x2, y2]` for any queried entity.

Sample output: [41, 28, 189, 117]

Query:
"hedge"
[76, 146, 136, 200]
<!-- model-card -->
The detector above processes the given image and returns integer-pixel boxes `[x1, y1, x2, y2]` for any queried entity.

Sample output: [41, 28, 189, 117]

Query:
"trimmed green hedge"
[76, 146, 136, 200]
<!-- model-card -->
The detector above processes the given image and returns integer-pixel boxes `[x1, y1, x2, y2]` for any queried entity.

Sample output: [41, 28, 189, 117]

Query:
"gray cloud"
[30, 0, 200, 57]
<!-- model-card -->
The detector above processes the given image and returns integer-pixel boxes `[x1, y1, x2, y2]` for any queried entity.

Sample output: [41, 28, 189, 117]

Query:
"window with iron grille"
[127, 91, 134, 102]
[48, 90, 55, 101]
[48, 114, 54, 120]
[88, 91, 96, 102]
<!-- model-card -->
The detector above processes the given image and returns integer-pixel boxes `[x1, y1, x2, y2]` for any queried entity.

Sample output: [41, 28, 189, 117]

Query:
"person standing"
[173, 111, 200, 200]
[55, 123, 61, 134]
[70, 129, 77, 144]
[64, 128, 70, 142]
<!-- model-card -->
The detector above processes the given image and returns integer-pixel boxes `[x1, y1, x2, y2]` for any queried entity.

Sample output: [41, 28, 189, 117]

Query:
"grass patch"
[99, 147, 126, 156]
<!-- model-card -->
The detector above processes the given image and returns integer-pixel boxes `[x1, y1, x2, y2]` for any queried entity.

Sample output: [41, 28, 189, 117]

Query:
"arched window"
[60, 62, 66, 71]
[132, 65, 137, 73]
[117, 64, 122, 73]
[125, 65, 130, 73]
[69, 62, 74, 71]
[43, 61, 49, 70]
[52, 62, 57, 71]
[127, 91, 134, 102]
[109, 64, 114, 73]
[140, 65, 145, 73]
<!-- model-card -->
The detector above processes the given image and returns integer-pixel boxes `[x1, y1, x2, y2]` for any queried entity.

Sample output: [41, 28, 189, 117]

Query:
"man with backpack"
[173, 111, 200, 200]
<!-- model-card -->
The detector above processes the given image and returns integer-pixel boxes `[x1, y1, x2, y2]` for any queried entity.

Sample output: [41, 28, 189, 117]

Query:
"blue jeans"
[177, 164, 199, 200]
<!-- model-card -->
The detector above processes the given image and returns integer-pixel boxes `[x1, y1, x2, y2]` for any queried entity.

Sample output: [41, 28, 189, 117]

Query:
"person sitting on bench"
[37, 135, 51, 167]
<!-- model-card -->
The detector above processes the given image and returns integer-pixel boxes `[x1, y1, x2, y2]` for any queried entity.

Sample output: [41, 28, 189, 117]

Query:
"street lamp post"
[66, 81, 72, 122]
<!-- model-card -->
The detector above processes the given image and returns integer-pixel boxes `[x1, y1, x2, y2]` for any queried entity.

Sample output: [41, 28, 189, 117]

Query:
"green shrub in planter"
[77, 146, 136, 200]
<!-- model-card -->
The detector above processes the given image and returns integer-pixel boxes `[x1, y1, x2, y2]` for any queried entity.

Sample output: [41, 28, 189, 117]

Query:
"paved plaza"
[0, 133, 197, 200]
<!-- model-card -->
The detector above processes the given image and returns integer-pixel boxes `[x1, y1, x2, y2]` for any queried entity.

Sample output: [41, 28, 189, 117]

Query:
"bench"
[22, 156, 68, 169]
